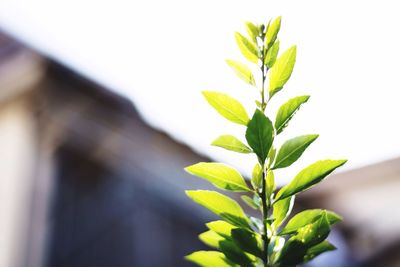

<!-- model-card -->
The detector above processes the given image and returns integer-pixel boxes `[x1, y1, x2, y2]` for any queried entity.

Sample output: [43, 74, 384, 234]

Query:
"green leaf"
[226, 60, 256, 86]
[241, 195, 259, 210]
[265, 170, 276, 198]
[245, 22, 259, 43]
[235, 32, 259, 64]
[266, 16, 281, 47]
[264, 40, 280, 68]
[245, 109, 274, 163]
[303, 241, 336, 263]
[203, 91, 249, 126]
[186, 190, 251, 228]
[278, 213, 331, 266]
[212, 135, 252, 154]
[185, 162, 251, 192]
[267, 147, 277, 167]
[251, 163, 263, 190]
[206, 220, 237, 238]
[185, 251, 237, 267]
[273, 134, 319, 169]
[275, 159, 347, 201]
[269, 45, 297, 97]
[275, 95, 310, 135]
[280, 209, 342, 235]
[199, 230, 225, 249]
[272, 196, 295, 229]
[231, 228, 263, 258]
[219, 240, 255, 267]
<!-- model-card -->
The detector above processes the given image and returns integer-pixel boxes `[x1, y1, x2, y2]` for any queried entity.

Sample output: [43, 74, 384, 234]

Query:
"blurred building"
[0, 33, 398, 267]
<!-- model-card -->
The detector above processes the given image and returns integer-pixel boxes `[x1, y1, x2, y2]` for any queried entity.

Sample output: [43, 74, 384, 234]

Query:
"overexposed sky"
[0, 0, 399, 180]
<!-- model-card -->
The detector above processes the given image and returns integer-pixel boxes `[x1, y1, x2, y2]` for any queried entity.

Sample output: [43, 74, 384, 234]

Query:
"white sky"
[0, 0, 399, 180]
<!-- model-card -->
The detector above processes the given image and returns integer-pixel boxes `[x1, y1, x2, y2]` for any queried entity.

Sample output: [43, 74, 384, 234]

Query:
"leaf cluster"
[184, 17, 346, 267]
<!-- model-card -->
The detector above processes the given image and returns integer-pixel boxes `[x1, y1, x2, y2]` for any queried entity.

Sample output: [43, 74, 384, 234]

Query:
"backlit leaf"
[275, 95, 310, 134]
[185, 251, 237, 267]
[265, 40, 280, 68]
[269, 45, 297, 97]
[273, 134, 319, 169]
[251, 163, 263, 190]
[266, 16, 281, 47]
[206, 220, 237, 238]
[245, 109, 274, 163]
[235, 32, 259, 63]
[245, 22, 259, 43]
[280, 209, 342, 235]
[226, 60, 256, 86]
[186, 190, 251, 228]
[199, 230, 225, 249]
[275, 160, 347, 201]
[212, 135, 252, 154]
[241, 195, 259, 210]
[272, 196, 295, 229]
[203, 91, 249, 125]
[185, 162, 251, 192]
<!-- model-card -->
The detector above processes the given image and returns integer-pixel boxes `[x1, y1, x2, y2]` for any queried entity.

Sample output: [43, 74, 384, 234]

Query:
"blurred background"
[0, 1, 400, 267]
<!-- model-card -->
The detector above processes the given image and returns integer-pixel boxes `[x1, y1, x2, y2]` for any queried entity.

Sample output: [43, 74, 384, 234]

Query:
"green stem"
[260, 165, 269, 266]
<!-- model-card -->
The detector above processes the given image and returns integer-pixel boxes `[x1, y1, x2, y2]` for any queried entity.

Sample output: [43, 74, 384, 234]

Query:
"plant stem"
[260, 165, 269, 266]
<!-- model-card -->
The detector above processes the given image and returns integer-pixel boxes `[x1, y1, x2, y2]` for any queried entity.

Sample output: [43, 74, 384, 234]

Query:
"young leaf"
[303, 241, 336, 263]
[185, 251, 237, 267]
[245, 109, 274, 163]
[186, 190, 251, 228]
[280, 209, 342, 235]
[231, 228, 263, 258]
[245, 21, 259, 43]
[251, 163, 263, 190]
[266, 16, 281, 47]
[206, 220, 237, 238]
[202, 91, 249, 126]
[273, 134, 319, 169]
[264, 40, 280, 68]
[235, 32, 259, 64]
[265, 170, 276, 198]
[272, 196, 295, 229]
[275, 95, 310, 134]
[269, 45, 297, 97]
[199, 230, 225, 249]
[212, 135, 252, 154]
[275, 159, 347, 201]
[226, 60, 256, 86]
[185, 162, 251, 192]
[241, 195, 259, 210]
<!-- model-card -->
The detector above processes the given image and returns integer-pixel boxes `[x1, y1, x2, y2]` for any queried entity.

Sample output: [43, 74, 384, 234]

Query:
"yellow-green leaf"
[273, 134, 319, 169]
[212, 135, 252, 154]
[185, 251, 237, 267]
[275, 160, 347, 201]
[226, 59, 256, 86]
[186, 190, 251, 228]
[275, 95, 310, 134]
[235, 32, 259, 64]
[245, 21, 259, 43]
[265, 40, 280, 68]
[280, 209, 342, 235]
[185, 162, 251, 192]
[206, 220, 237, 238]
[241, 195, 259, 210]
[269, 45, 297, 97]
[199, 230, 225, 249]
[272, 196, 295, 229]
[202, 91, 249, 126]
[266, 16, 281, 47]
[251, 163, 263, 190]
